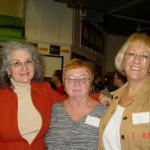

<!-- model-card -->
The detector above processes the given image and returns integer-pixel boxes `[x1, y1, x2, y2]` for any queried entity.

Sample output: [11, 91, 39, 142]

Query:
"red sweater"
[0, 81, 65, 150]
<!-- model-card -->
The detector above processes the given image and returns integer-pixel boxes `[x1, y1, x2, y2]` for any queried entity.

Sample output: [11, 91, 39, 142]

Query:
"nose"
[73, 79, 81, 85]
[21, 62, 28, 69]
[133, 54, 141, 63]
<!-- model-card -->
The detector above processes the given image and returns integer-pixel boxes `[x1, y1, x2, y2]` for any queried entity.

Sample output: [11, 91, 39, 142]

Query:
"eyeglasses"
[64, 76, 91, 84]
[125, 51, 150, 62]
[8, 59, 34, 68]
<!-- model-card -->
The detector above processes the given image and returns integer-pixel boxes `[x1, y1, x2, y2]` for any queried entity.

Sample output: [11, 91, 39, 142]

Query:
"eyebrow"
[11, 58, 32, 62]
[127, 49, 149, 54]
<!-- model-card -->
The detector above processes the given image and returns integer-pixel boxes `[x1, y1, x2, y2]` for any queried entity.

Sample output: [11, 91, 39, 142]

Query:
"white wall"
[25, 0, 73, 76]
[25, 0, 73, 44]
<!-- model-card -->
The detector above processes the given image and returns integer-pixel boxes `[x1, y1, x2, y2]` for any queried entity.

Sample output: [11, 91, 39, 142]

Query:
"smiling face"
[123, 40, 150, 82]
[64, 67, 92, 100]
[7, 48, 35, 84]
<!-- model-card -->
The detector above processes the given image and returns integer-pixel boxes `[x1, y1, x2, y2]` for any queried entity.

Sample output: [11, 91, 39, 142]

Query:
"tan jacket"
[98, 77, 150, 150]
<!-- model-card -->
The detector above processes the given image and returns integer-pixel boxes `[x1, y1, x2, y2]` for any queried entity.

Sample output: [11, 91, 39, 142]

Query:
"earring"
[8, 74, 11, 78]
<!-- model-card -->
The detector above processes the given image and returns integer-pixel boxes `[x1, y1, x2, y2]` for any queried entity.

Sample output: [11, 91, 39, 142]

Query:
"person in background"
[103, 72, 116, 92]
[45, 59, 107, 150]
[98, 33, 150, 150]
[51, 70, 65, 95]
[113, 70, 127, 89]
[91, 71, 105, 93]
[0, 41, 111, 150]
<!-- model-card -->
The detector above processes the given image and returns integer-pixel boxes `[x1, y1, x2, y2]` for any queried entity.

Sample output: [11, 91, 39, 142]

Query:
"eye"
[141, 54, 149, 59]
[65, 77, 74, 82]
[126, 52, 136, 57]
[68, 77, 74, 80]
[25, 60, 33, 64]
[12, 61, 22, 66]
[80, 77, 89, 81]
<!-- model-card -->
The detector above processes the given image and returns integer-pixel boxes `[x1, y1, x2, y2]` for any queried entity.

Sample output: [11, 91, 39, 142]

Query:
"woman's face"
[113, 73, 121, 88]
[7, 49, 35, 84]
[64, 67, 92, 100]
[51, 73, 57, 83]
[123, 40, 150, 81]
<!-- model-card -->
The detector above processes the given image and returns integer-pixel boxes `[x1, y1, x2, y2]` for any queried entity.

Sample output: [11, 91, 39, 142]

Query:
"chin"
[20, 81, 30, 84]
[19, 78, 31, 84]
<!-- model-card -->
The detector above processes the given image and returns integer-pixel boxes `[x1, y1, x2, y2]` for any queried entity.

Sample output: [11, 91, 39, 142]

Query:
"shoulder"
[111, 83, 127, 100]
[52, 102, 64, 112]
[31, 80, 50, 87]
[0, 87, 15, 100]
[0, 86, 12, 94]
[92, 103, 107, 118]
[31, 81, 53, 92]
[51, 103, 65, 120]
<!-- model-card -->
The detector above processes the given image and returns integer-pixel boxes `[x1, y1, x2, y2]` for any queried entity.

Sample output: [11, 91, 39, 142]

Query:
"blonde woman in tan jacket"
[98, 33, 150, 150]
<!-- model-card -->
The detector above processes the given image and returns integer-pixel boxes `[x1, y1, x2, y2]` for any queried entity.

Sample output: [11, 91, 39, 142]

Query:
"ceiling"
[54, 0, 150, 36]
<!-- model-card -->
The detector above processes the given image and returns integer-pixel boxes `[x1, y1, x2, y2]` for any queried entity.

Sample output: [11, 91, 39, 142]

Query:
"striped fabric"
[45, 102, 106, 150]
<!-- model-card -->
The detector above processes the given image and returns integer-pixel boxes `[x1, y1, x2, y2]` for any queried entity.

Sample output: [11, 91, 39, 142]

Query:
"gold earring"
[8, 74, 11, 78]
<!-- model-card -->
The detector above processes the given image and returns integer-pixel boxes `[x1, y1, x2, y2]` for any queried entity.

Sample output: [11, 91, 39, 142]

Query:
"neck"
[66, 96, 90, 108]
[127, 77, 147, 95]
[10, 78, 30, 92]
[119, 77, 147, 107]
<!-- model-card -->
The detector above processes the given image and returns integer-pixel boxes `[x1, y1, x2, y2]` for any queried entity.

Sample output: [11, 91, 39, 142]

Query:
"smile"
[130, 66, 140, 71]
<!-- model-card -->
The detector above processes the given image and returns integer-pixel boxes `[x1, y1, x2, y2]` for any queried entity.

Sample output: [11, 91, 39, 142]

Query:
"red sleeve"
[47, 83, 67, 104]
[57, 86, 66, 95]
[89, 92, 100, 102]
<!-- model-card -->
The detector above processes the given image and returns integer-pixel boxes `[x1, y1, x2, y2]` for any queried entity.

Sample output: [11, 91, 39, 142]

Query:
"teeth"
[131, 66, 140, 71]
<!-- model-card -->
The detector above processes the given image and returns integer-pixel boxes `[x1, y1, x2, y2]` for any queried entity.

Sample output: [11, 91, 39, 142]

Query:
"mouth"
[73, 89, 81, 92]
[130, 66, 140, 71]
[20, 72, 30, 76]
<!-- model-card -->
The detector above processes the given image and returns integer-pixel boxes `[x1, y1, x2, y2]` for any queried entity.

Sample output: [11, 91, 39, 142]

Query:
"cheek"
[64, 87, 73, 96]
[124, 59, 131, 71]
[81, 83, 91, 93]
[85, 84, 91, 92]
[64, 83, 71, 92]
[29, 66, 35, 75]
[8, 68, 17, 76]
[144, 63, 150, 72]
[123, 57, 130, 67]
[31, 67, 35, 74]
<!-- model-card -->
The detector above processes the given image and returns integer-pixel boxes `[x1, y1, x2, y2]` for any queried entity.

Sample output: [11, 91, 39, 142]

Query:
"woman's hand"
[100, 94, 112, 106]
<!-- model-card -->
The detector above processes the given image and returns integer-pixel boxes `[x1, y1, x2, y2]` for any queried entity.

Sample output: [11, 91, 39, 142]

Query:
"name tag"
[85, 115, 100, 127]
[132, 112, 150, 125]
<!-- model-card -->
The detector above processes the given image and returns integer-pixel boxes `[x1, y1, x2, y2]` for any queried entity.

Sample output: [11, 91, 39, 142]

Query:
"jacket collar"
[112, 76, 150, 105]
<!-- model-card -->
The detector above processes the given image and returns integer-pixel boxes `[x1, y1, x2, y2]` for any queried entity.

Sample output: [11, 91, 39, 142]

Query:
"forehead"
[128, 40, 150, 53]
[8, 48, 32, 60]
[65, 67, 90, 76]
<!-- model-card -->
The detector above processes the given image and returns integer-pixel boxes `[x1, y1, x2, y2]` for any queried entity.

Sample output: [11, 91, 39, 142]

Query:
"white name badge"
[132, 112, 150, 125]
[85, 115, 100, 127]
